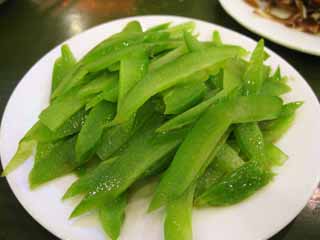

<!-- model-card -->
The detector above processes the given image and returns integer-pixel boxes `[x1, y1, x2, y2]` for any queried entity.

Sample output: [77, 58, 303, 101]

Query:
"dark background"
[0, 0, 319, 239]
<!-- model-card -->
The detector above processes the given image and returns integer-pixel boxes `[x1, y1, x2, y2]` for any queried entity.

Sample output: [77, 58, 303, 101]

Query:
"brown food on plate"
[245, 0, 320, 34]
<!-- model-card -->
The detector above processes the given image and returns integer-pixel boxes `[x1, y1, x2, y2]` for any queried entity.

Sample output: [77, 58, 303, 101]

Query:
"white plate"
[1, 15, 320, 240]
[219, 0, 320, 56]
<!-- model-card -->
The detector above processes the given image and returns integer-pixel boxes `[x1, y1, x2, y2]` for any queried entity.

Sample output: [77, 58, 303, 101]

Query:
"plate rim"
[1, 14, 320, 240]
[219, 0, 320, 56]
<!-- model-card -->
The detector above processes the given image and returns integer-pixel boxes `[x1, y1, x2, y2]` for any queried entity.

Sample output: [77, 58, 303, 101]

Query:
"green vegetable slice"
[75, 101, 116, 163]
[242, 40, 265, 96]
[29, 136, 79, 189]
[265, 143, 288, 167]
[195, 142, 285, 206]
[184, 32, 203, 51]
[164, 185, 195, 240]
[51, 66, 89, 100]
[1, 140, 36, 176]
[77, 71, 118, 98]
[52, 44, 76, 93]
[260, 81, 291, 96]
[25, 108, 86, 143]
[122, 20, 142, 33]
[195, 143, 244, 196]
[96, 100, 155, 160]
[231, 96, 283, 123]
[39, 88, 88, 131]
[262, 101, 302, 142]
[118, 47, 148, 110]
[234, 122, 265, 162]
[195, 161, 274, 206]
[99, 193, 127, 240]
[163, 81, 207, 115]
[63, 157, 117, 200]
[149, 45, 188, 72]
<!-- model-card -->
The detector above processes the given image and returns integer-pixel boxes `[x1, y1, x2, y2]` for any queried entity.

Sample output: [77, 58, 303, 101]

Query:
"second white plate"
[219, 0, 320, 56]
[1, 15, 320, 240]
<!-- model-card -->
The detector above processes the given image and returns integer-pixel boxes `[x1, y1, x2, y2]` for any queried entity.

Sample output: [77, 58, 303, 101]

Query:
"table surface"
[0, 1, 319, 239]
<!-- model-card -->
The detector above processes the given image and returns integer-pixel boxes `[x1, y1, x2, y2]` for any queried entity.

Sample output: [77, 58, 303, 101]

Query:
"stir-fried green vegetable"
[2, 20, 301, 240]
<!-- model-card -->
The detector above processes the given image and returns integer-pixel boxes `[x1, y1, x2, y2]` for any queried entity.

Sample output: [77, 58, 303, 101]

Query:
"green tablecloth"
[0, 1, 319, 239]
